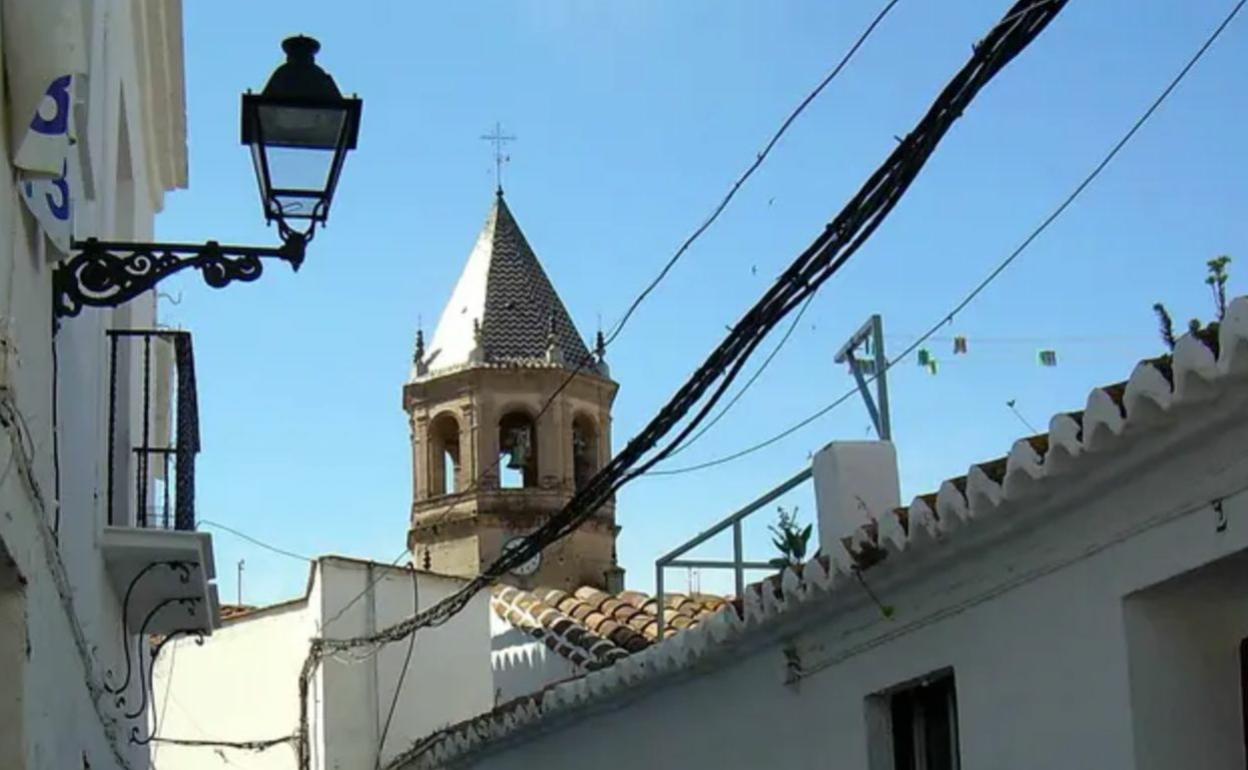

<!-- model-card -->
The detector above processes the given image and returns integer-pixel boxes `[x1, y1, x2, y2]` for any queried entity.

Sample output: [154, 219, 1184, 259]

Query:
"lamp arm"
[52, 232, 307, 319]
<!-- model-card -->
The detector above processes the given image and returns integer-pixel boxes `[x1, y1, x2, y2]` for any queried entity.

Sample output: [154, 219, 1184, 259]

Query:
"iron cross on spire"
[480, 121, 516, 194]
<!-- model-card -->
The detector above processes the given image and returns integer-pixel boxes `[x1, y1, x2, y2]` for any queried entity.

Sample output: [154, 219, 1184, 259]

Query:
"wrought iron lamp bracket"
[53, 228, 310, 319]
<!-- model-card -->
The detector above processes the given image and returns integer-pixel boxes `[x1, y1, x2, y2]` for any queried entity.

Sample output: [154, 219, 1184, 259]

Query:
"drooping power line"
[410, 0, 905, 563]
[647, 0, 1246, 477]
[603, 0, 904, 347]
[309, 0, 1069, 689]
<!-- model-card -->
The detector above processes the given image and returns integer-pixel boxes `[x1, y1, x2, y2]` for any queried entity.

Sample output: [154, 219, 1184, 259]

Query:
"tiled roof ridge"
[492, 585, 629, 670]
[393, 298, 1248, 770]
[492, 584, 731, 667]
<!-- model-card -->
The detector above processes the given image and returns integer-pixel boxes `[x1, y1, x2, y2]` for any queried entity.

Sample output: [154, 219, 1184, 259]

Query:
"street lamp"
[242, 35, 361, 235]
[54, 35, 363, 319]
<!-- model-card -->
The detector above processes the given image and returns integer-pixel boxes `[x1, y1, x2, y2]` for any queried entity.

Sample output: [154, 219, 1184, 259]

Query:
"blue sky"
[159, 2, 1247, 605]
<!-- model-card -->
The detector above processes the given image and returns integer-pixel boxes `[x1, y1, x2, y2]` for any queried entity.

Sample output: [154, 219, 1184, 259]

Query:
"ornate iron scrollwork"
[129, 625, 207, 746]
[53, 232, 307, 318]
[104, 561, 201, 714]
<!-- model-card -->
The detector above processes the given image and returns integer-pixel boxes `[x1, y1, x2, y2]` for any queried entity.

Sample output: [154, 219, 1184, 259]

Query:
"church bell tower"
[403, 192, 622, 591]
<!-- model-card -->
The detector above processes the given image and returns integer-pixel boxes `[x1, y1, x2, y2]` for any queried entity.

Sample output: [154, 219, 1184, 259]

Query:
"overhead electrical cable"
[198, 519, 313, 563]
[665, 293, 817, 458]
[411, 0, 902, 547]
[603, 0, 903, 346]
[375, 567, 420, 769]
[297, 3, 1071, 765]
[648, 0, 1246, 477]
[337, 0, 1072, 763]
[307, 0, 1068, 667]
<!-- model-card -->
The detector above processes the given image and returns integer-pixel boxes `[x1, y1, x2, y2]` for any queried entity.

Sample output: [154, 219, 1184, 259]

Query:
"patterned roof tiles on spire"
[418, 193, 591, 378]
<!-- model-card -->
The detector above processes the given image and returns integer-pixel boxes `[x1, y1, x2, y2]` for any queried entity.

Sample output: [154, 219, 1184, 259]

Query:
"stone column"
[411, 412, 429, 503]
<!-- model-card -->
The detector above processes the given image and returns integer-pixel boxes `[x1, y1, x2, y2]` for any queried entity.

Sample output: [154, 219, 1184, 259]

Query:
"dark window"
[888, 673, 959, 770]
[1240, 638, 1248, 768]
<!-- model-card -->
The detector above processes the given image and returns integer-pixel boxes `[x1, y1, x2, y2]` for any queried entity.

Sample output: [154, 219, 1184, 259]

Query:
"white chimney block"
[813, 441, 901, 554]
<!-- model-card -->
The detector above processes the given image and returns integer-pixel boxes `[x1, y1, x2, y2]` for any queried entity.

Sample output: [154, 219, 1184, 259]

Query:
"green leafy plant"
[1207, 255, 1231, 320]
[769, 506, 813, 569]
[1154, 255, 1232, 351]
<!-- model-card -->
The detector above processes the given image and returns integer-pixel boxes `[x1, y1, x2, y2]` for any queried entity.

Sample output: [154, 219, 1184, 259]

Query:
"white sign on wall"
[2, 0, 87, 255]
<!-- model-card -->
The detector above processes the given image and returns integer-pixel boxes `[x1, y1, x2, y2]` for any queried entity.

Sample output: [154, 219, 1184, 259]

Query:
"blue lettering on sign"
[45, 160, 70, 220]
[30, 75, 72, 136]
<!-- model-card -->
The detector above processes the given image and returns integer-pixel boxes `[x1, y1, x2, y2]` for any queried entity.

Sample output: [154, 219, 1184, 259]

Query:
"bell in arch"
[505, 426, 531, 470]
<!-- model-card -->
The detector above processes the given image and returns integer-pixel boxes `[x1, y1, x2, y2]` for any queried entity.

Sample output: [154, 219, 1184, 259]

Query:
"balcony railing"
[107, 330, 200, 531]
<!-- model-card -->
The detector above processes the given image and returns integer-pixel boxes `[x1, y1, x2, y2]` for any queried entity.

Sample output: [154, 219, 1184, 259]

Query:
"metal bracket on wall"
[102, 560, 203, 738]
[52, 233, 307, 319]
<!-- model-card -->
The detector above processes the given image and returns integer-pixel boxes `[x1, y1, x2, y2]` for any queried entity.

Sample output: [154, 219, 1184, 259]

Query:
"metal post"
[655, 563, 665, 641]
[732, 520, 745, 599]
[835, 314, 892, 441]
[106, 334, 118, 526]
[871, 314, 891, 441]
[138, 335, 152, 527]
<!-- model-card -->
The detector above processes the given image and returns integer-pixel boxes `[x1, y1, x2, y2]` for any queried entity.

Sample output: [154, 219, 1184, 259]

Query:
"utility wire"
[305, 0, 1067, 684]
[603, 0, 903, 346]
[198, 519, 313, 564]
[666, 293, 817, 458]
[375, 566, 420, 769]
[303, 4, 910, 740]
[148, 736, 296, 752]
[321, 547, 411, 631]
[1006, 400, 1040, 433]
[413, 0, 903, 542]
[300, 4, 1069, 765]
[647, 0, 1245, 477]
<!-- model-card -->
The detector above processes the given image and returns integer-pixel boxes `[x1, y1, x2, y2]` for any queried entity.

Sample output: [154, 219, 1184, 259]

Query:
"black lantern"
[54, 34, 364, 320]
[242, 36, 361, 235]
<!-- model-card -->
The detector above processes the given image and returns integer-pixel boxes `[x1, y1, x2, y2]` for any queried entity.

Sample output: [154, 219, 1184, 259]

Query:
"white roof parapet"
[393, 300, 1248, 770]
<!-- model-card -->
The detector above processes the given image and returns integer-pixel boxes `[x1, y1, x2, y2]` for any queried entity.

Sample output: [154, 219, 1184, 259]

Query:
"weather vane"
[480, 121, 516, 194]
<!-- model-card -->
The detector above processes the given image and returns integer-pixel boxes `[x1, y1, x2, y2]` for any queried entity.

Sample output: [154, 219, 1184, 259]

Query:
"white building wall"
[1124, 552, 1248, 770]
[452, 398, 1248, 770]
[319, 558, 494, 770]
[0, 2, 188, 768]
[154, 558, 496, 770]
[152, 599, 315, 770]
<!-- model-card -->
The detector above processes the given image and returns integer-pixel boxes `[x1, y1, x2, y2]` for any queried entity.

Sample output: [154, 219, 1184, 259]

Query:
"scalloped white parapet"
[403, 297, 1248, 770]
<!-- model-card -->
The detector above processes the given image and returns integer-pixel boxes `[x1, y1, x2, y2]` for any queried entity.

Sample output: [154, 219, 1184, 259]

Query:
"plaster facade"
[410, 320, 1248, 770]
[0, 2, 199, 769]
[153, 557, 495, 770]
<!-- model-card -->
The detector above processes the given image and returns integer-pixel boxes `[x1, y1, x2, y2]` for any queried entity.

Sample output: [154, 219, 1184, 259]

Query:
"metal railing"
[655, 467, 812, 639]
[107, 330, 200, 531]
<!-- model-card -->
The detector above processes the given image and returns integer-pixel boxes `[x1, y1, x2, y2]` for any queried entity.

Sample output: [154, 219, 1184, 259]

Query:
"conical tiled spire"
[420, 194, 591, 377]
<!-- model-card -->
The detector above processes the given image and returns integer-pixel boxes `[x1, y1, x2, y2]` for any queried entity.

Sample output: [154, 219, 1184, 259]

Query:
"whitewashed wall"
[153, 557, 496, 770]
[152, 598, 315, 769]
[0, 2, 186, 768]
[450, 393, 1248, 770]
[318, 558, 494, 770]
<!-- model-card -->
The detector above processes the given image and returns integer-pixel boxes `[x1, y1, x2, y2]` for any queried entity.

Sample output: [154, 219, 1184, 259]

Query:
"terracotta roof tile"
[219, 604, 256, 621]
[492, 582, 731, 667]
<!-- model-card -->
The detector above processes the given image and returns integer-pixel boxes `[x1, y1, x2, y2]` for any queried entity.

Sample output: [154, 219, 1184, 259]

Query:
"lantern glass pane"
[258, 103, 346, 149]
[266, 145, 335, 193]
